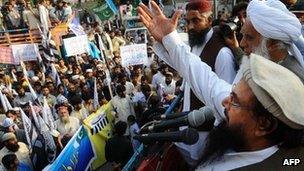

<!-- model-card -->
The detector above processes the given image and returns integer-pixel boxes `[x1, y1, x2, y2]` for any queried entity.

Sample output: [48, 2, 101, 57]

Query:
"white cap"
[2, 118, 14, 128]
[32, 76, 39, 82]
[71, 75, 80, 80]
[86, 69, 93, 73]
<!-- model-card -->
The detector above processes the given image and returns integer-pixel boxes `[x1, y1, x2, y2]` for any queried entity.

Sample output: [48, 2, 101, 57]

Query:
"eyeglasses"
[228, 92, 252, 110]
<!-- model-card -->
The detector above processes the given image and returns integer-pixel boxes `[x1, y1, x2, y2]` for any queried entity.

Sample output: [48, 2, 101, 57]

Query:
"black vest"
[189, 28, 227, 110]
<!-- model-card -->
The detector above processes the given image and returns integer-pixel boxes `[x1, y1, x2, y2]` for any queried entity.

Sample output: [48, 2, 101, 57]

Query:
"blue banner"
[43, 126, 96, 171]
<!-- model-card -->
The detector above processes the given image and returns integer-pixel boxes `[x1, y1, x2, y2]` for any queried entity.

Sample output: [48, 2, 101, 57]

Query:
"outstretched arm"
[138, 1, 232, 122]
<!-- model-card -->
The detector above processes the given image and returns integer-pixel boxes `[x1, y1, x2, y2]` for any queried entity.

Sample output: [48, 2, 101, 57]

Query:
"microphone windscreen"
[182, 128, 199, 145]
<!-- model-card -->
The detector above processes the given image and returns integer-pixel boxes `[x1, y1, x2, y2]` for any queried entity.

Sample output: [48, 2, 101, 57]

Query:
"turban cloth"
[247, 0, 304, 67]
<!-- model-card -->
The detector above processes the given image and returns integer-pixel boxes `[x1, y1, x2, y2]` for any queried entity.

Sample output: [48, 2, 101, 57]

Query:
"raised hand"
[138, 1, 182, 42]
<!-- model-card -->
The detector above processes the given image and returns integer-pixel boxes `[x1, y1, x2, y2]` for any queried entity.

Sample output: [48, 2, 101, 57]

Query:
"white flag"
[37, 114, 57, 162]
[42, 97, 55, 131]
[3, 94, 12, 110]
[0, 91, 7, 112]
[50, 63, 61, 86]
[29, 101, 41, 130]
[20, 108, 38, 149]
[93, 78, 99, 110]
[11, 71, 17, 82]
[20, 60, 38, 100]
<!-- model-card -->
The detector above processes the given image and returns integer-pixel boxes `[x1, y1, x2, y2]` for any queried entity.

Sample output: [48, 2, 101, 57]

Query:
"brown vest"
[189, 28, 227, 110]
[232, 146, 304, 171]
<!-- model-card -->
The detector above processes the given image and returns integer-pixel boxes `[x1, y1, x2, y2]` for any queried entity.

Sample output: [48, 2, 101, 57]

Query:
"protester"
[105, 121, 133, 170]
[1, 153, 31, 171]
[0, 133, 32, 169]
[54, 103, 80, 146]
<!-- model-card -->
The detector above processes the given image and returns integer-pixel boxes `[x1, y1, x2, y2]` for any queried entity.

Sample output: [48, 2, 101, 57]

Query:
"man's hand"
[138, 1, 182, 42]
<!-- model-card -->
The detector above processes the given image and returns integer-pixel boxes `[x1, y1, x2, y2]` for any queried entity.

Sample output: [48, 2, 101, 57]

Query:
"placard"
[0, 46, 14, 64]
[63, 35, 89, 56]
[120, 43, 148, 67]
[11, 44, 39, 64]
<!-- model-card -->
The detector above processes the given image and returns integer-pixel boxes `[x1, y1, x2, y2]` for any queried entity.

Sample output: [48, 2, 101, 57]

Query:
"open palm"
[138, 1, 182, 42]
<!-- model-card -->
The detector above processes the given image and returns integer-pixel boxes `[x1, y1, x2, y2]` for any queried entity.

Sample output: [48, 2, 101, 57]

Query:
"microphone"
[134, 128, 199, 145]
[141, 106, 214, 133]
[152, 111, 189, 120]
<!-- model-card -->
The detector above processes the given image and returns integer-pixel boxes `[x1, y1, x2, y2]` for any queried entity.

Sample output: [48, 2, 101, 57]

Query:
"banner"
[43, 126, 96, 171]
[120, 43, 148, 67]
[83, 102, 114, 169]
[11, 44, 40, 64]
[0, 46, 14, 64]
[63, 35, 90, 56]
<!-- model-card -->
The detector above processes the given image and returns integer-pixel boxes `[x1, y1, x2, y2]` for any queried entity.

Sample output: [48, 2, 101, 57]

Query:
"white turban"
[247, 0, 304, 67]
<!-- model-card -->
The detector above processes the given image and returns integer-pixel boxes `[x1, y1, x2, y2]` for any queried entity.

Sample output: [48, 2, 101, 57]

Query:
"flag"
[3, 94, 12, 110]
[37, 114, 57, 163]
[20, 108, 38, 149]
[43, 126, 96, 171]
[105, 69, 113, 98]
[11, 71, 17, 82]
[89, 0, 117, 21]
[93, 78, 99, 110]
[50, 63, 62, 86]
[39, 26, 61, 61]
[0, 91, 7, 112]
[69, 15, 86, 36]
[83, 102, 114, 169]
[20, 60, 38, 101]
[42, 96, 55, 131]
[29, 101, 40, 130]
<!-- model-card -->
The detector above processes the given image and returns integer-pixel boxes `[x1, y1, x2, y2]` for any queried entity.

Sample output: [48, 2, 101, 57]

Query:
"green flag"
[93, 2, 115, 21]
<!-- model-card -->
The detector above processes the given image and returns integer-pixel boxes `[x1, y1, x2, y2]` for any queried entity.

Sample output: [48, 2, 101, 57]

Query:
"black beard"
[6, 142, 20, 152]
[198, 121, 247, 166]
[188, 28, 210, 47]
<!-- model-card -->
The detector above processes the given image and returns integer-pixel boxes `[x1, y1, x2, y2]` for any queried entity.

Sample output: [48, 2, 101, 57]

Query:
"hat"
[1, 133, 16, 142]
[165, 72, 173, 77]
[2, 118, 14, 128]
[71, 75, 80, 80]
[242, 54, 304, 129]
[31, 76, 39, 82]
[186, 0, 212, 13]
[86, 69, 93, 73]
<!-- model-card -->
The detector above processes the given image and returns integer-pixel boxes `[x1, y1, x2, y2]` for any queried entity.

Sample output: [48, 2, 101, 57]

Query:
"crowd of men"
[0, 0, 73, 31]
[0, 0, 303, 170]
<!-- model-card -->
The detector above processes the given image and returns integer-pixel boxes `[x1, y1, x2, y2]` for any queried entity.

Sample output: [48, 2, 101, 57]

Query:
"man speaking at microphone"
[138, 1, 304, 170]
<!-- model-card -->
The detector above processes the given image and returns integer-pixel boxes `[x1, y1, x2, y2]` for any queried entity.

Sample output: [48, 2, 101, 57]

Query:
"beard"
[6, 142, 20, 152]
[198, 121, 247, 166]
[253, 38, 269, 59]
[188, 28, 210, 47]
[60, 116, 70, 124]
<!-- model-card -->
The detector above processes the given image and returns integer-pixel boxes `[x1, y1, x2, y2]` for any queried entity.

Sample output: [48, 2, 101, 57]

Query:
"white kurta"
[154, 30, 233, 165]
[154, 30, 279, 169]
[111, 95, 135, 122]
[38, 5, 49, 33]
[180, 29, 236, 112]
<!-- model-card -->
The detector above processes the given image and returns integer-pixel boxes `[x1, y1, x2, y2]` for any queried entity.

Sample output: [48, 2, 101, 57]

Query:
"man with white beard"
[137, 0, 304, 168]
[54, 103, 80, 146]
